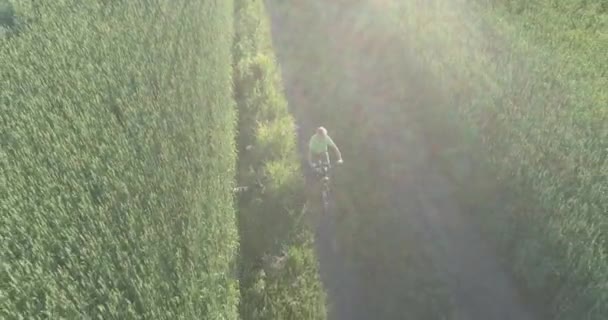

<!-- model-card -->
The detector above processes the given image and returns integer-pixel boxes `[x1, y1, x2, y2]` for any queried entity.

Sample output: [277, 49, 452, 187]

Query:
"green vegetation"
[3, 0, 603, 319]
[1, 1, 326, 319]
[386, 0, 607, 319]
[232, 0, 327, 319]
[1, 1, 239, 319]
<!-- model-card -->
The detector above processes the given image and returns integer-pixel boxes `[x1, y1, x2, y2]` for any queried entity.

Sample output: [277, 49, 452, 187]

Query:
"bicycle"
[311, 159, 343, 253]
[312, 159, 332, 213]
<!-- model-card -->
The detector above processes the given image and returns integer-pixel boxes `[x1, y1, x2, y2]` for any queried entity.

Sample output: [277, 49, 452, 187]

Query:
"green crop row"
[1, 1, 239, 319]
[232, 0, 327, 319]
[388, 0, 607, 318]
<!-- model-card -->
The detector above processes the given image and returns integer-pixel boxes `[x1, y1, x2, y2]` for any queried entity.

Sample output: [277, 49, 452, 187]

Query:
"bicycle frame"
[313, 160, 331, 213]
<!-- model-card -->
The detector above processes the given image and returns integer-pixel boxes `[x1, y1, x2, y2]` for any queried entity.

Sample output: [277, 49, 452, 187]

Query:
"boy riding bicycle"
[308, 126, 343, 171]
[307, 126, 343, 253]
[305, 126, 343, 201]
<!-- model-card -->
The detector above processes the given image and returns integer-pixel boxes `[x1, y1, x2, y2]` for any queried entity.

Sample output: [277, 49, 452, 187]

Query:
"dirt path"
[266, 1, 540, 319]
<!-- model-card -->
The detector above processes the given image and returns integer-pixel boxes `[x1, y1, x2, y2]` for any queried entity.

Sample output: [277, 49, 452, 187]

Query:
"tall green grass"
[1, 1, 239, 319]
[386, 0, 607, 318]
[233, 0, 327, 318]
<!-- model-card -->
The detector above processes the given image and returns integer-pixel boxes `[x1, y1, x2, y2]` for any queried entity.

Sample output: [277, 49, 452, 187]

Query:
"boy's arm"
[333, 145, 343, 162]
[327, 136, 342, 161]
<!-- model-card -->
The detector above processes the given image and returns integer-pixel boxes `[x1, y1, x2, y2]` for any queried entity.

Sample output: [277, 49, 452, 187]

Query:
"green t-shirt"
[309, 134, 335, 154]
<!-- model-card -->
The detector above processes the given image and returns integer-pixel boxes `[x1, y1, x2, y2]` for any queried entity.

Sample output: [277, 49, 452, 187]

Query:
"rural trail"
[266, 1, 540, 319]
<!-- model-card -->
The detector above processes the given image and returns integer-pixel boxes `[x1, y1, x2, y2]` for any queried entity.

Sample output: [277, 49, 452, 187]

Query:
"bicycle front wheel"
[321, 188, 329, 213]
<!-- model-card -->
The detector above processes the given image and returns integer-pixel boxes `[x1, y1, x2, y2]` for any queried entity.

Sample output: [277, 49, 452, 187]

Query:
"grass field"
[386, 0, 607, 318]
[2, 0, 604, 319]
[1, 1, 239, 318]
